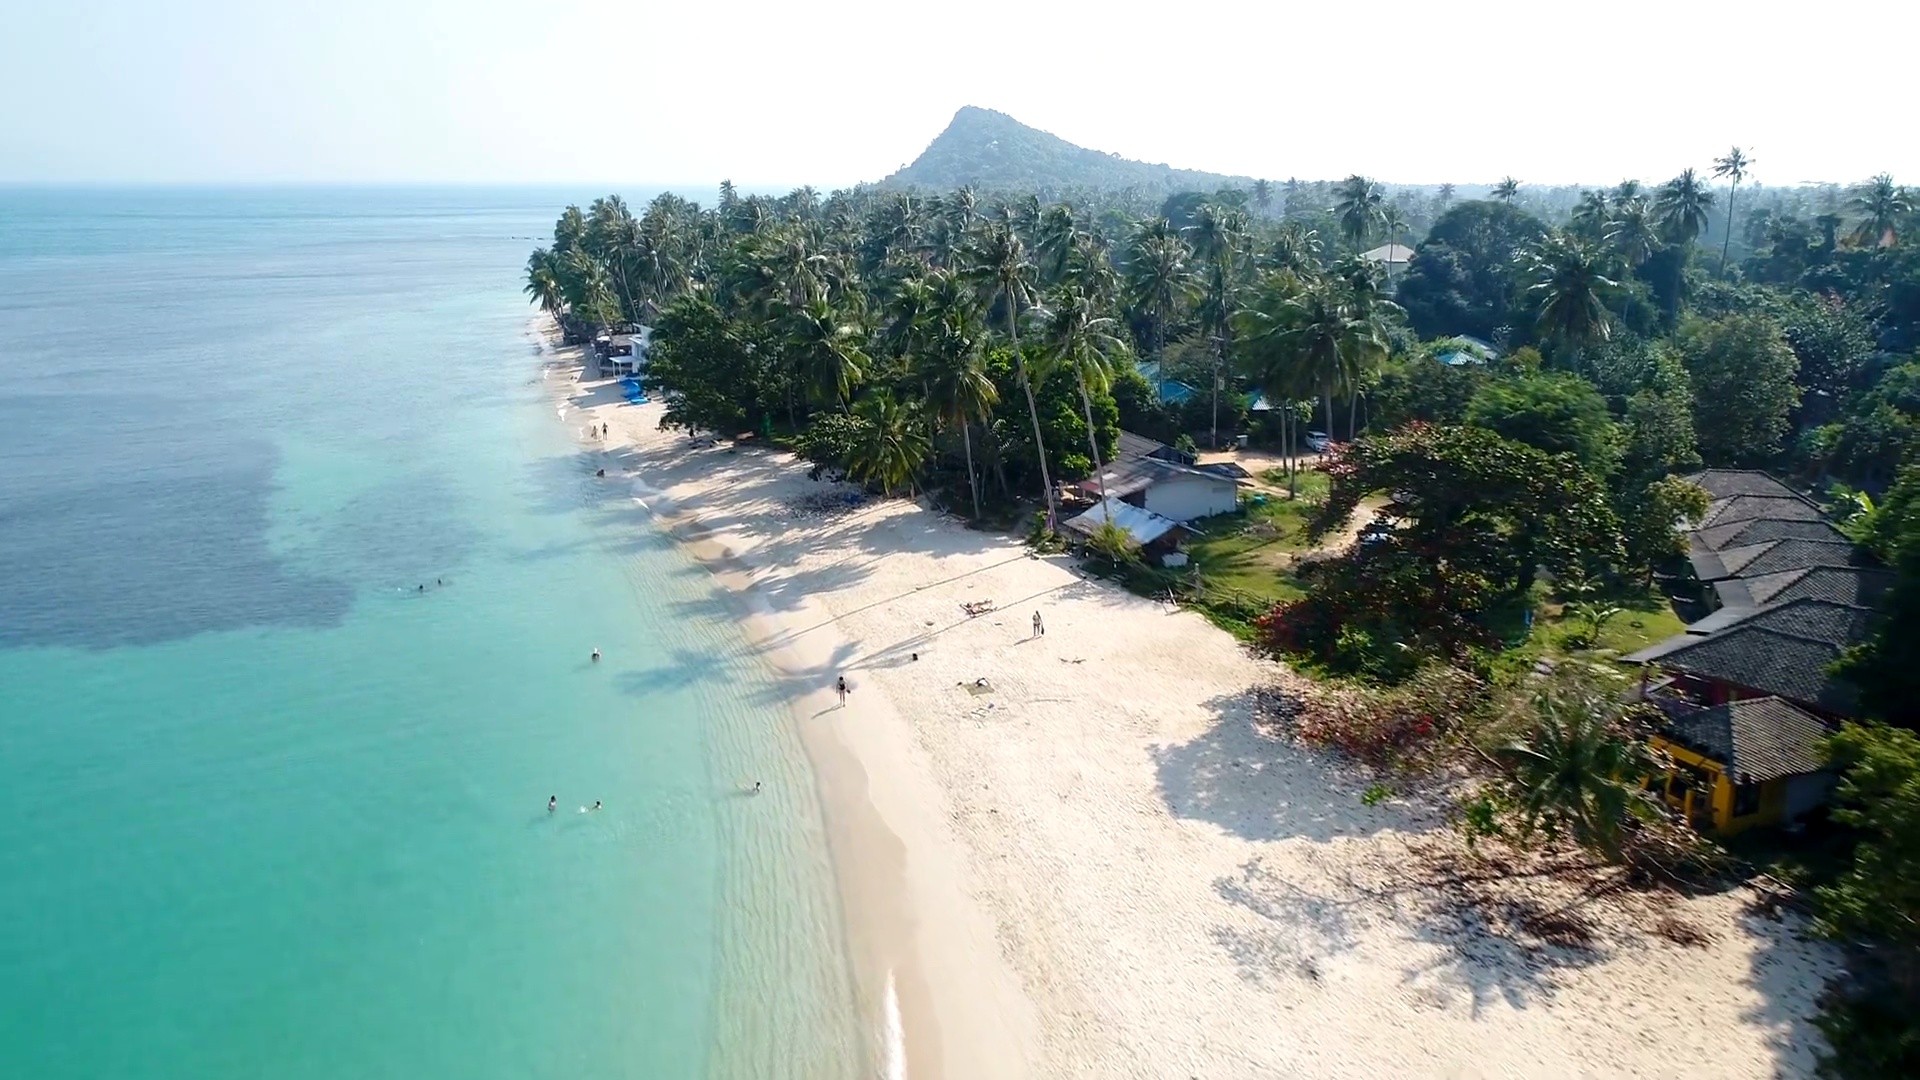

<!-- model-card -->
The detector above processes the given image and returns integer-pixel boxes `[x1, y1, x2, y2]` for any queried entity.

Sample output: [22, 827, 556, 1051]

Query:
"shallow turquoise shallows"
[0, 188, 862, 1079]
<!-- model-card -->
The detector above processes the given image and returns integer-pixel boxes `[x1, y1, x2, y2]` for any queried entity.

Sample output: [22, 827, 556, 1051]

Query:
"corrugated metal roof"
[1361, 243, 1416, 263]
[1061, 498, 1183, 547]
[1080, 456, 1239, 500]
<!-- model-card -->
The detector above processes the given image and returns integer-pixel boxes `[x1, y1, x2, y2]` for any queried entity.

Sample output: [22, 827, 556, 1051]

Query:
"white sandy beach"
[551, 344, 1841, 1079]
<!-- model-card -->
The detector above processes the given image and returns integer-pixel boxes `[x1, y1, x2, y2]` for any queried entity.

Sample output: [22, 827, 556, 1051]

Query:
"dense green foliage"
[1254, 424, 1620, 673]
[1814, 722, 1920, 1078]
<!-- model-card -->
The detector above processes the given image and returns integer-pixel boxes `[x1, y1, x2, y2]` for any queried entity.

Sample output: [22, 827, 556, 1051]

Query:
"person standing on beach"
[1033, 611, 1045, 637]
[835, 675, 849, 707]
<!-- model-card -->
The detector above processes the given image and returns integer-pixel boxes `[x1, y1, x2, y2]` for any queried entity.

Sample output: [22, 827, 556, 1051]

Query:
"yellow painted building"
[1649, 697, 1834, 834]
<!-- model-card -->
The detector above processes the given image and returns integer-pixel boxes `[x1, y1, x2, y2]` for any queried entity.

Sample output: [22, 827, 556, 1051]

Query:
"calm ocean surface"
[0, 187, 862, 1078]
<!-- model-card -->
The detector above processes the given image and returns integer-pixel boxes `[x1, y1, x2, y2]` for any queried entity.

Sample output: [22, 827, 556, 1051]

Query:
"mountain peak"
[879, 107, 1251, 194]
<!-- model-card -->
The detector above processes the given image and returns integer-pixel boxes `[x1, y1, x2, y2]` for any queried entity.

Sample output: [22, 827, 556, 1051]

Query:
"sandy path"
[551, 350, 1839, 1079]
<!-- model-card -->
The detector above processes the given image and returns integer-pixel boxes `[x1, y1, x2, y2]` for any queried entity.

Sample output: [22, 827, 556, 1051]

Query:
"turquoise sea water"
[0, 188, 862, 1078]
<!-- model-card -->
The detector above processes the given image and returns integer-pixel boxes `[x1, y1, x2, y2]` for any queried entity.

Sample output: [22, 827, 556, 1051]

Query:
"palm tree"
[1655, 168, 1716, 245]
[1524, 233, 1618, 356]
[970, 222, 1057, 528]
[1492, 672, 1662, 861]
[524, 249, 566, 321]
[566, 249, 620, 329]
[1033, 204, 1079, 286]
[1847, 174, 1913, 248]
[785, 298, 869, 411]
[1279, 280, 1369, 442]
[1492, 177, 1521, 202]
[1038, 286, 1127, 502]
[1123, 222, 1201, 403]
[1380, 204, 1410, 247]
[915, 300, 998, 518]
[1252, 179, 1274, 215]
[848, 391, 930, 498]
[1436, 183, 1457, 212]
[1233, 272, 1316, 494]
[1711, 147, 1754, 273]
[1570, 190, 1611, 241]
[1330, 259, 1398, 439]
[1263, 222, 1324, 275]
[1187, 203, 1251, 447]
[1605, 196, 1661, 269]
[1332, 175, 1386, 248]
[1653, 169, 1716, 317]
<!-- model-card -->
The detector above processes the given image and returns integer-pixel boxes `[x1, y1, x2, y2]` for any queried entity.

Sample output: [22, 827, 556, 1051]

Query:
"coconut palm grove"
[529, 111, 1920, 1073]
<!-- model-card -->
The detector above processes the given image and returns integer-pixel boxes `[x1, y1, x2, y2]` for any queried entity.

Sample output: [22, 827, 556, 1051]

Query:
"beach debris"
[780, 490, 870, 519]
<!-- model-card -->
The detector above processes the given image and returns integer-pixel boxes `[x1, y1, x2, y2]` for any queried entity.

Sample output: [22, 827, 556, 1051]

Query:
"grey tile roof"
[1661, 697, 1832, 781]
[1713, 598, 1874, 646]
[1730, 539, 1871, 579]
[1685, 470, 1800, 501]
[1696, 517, 1850, 552]
[1654, 599, 1867, 715]
[1723, 566, 1894, 609]
[1116, 430, 1195, 466]
[1117, 430, 1168, 460]
[1691, 538, 1867, 582]
[1699, 495, 1829, 529]
[1689, 546, 1732, 582]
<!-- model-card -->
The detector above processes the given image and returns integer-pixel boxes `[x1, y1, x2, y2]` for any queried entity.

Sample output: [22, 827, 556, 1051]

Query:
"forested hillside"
[879, 106, 1256, 195]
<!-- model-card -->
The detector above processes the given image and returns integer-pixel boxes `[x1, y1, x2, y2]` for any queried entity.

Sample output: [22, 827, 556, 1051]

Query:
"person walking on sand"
[1032, 611, 1045, 637]
[835, 675, 849, 707]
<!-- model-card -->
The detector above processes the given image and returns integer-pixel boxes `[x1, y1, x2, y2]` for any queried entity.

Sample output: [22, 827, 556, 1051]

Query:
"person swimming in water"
[548, 795, 557, 813]
[591, 648, 601, 662]
[591, 800, 603, 812]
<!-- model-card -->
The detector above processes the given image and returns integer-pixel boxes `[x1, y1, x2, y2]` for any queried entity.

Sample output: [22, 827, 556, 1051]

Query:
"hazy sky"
[2, 0, 1908, 189]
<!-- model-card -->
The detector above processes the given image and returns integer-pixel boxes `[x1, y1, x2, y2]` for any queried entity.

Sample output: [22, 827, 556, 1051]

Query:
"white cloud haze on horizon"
[1, 0, 1911, 189]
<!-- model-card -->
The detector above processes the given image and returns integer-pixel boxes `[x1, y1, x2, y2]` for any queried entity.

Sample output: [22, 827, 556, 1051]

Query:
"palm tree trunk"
[1009, 311, 1057, 530]
[1078, 374, 1108, 504]
[1720, 182, 1737, 277]
[962, 420, 981, 519]
[1288, 405, 1298, 498]
[1210, 354, 1220, 450]
[1348, 390, 1359, 441]
[1322, 391, 1333, 444]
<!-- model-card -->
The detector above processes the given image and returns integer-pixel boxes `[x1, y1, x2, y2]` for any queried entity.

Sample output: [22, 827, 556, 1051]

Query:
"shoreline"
[541, 320, 1842, 1079]
[539, 325, 1038, 1079]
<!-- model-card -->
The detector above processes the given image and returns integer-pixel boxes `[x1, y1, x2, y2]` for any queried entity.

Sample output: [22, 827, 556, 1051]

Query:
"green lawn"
[1181, 493, 1317, 608]
[1539, 581, 1687, 656]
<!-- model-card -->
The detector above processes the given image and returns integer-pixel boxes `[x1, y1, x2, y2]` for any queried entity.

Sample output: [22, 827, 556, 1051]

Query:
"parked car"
[1304, 430, 1331, 453]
